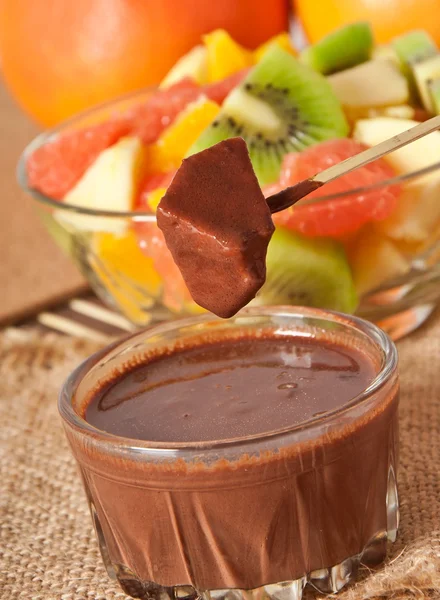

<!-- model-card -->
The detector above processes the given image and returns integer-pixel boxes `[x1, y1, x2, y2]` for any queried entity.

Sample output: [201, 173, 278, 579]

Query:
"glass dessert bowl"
[16, 25, 440, 338]
[17, 94, 440, 339]
[59, 306, 400, 599]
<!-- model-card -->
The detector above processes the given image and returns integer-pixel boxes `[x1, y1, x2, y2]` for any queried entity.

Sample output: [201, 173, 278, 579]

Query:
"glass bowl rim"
[17, 85, 440, 220]
[58, 305, 398, 454]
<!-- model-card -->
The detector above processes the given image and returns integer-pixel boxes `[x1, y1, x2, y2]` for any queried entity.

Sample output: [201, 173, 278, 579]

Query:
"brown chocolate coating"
[85, 335, 375, 443]
[266, 179, 324, 213]
[156, 138, 274, 318]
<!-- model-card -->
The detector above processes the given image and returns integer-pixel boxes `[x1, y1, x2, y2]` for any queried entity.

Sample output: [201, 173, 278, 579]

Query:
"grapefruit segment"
[127, 74, 249, 142]
[134, 176, 194, 312]
[134, 218, 194, 313]
[273, 139, 400, 238]
[126, 79, 201, 143]
[27, 74, 247, 200]
[27, 80, 198, 199]
[27, 119, 131, 200]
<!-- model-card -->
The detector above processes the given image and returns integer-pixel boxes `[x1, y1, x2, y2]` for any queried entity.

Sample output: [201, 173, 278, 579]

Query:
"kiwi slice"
[429, 78, 440, 114]
[187, 46, 348, 186]
[392, 30, 437, 68]
[257, 228, 358, 313]
[392, 30, 438, 101]
[412, 54, 440, 112]
[300, 22, 373, 75]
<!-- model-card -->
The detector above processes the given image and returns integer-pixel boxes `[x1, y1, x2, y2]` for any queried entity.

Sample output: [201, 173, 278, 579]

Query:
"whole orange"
[0, 0, 289, 126]
[294, 0, 440, 45]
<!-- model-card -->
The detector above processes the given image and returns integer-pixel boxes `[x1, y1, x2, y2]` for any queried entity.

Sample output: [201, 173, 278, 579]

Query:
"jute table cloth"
[1, 316, 439, 600]
[0, 82, 87, 326]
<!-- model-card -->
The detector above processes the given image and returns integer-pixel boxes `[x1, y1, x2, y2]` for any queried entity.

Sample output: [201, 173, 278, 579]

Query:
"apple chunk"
[375, 177, 440, 241]
[55, 136, 145, 234]
[328, 60, 409, 118]
[354, 117, 440, 241]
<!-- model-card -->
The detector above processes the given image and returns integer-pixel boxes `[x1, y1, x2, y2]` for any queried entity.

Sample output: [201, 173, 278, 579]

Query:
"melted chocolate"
[156, 138, 274, 318]
[73, 332, 399, 592]
[85, 335, 375, 443]
[266, 179, 324, 213]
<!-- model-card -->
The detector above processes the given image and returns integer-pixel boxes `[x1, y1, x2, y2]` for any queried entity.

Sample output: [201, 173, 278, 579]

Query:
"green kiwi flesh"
[428, 78, 440, 114]
[187, 46, 349, 186]
[392, 30, 438, 101]
[300, 22, 373, 75]
[412, 54, 440, 112]
[392, 30, 437, 67]
[258, 228, 358, 313]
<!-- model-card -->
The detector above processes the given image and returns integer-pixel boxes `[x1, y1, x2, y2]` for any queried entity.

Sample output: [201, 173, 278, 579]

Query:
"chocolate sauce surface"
[85, 335, 376, 443]
[156, 138, 274, 319]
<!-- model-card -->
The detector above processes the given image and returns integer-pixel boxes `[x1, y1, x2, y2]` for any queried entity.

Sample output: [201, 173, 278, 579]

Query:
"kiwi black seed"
[187, 46, 349, 186]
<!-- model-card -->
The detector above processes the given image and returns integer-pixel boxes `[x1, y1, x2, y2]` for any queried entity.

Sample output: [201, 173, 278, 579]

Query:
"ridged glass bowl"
[17, 88, 440, 339]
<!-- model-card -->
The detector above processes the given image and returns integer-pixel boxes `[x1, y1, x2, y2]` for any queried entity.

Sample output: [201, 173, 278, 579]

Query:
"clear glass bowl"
[59, 306, 399, 599]
[17, 88, 440, 339]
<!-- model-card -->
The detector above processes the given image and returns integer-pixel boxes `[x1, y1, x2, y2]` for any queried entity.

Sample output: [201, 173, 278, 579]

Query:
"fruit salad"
[19, 25, 440, 335]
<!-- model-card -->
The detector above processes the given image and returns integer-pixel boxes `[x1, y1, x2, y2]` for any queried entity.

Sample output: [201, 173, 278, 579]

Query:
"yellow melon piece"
[254, 33, 296, 62]
[203, 29, 253, 82]
[92, 230, 162, 324]
[347, 228, 410, 296]
[147, 98, 220, 173]
[160, 45, 208, 87]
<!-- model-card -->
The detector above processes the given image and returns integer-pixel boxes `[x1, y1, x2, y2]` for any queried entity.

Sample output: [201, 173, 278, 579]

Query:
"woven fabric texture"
[1, 321, 439, 600]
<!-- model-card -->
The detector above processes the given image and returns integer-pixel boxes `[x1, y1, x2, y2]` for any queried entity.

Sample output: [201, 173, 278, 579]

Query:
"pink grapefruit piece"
[127, 79, 201, 143]
[26, 119, 131, 200]
[134, 170, 191, 312]
[129, 72, 250, 143]
[134, 218, 192, 312]
[26, 80, 197, 199]
[272, 139, 400, 238]
[27, 72, 248, 200]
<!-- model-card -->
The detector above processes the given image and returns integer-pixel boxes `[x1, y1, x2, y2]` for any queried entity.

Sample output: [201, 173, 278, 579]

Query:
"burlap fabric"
[1, 319, 439, 600]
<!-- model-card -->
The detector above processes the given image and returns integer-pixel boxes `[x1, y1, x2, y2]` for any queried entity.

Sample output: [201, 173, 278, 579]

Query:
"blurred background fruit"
[294, 0, 440, 45]
[0, 0, 289, 126]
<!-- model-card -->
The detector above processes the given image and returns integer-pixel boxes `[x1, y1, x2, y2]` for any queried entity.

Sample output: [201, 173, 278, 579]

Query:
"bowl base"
[113, 530, 390, 600]
[373, 304, 436, 340]
[356, 265, 440, 340]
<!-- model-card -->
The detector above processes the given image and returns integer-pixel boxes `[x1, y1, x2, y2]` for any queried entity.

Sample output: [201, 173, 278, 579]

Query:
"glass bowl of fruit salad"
[17, 26, 440, 339]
